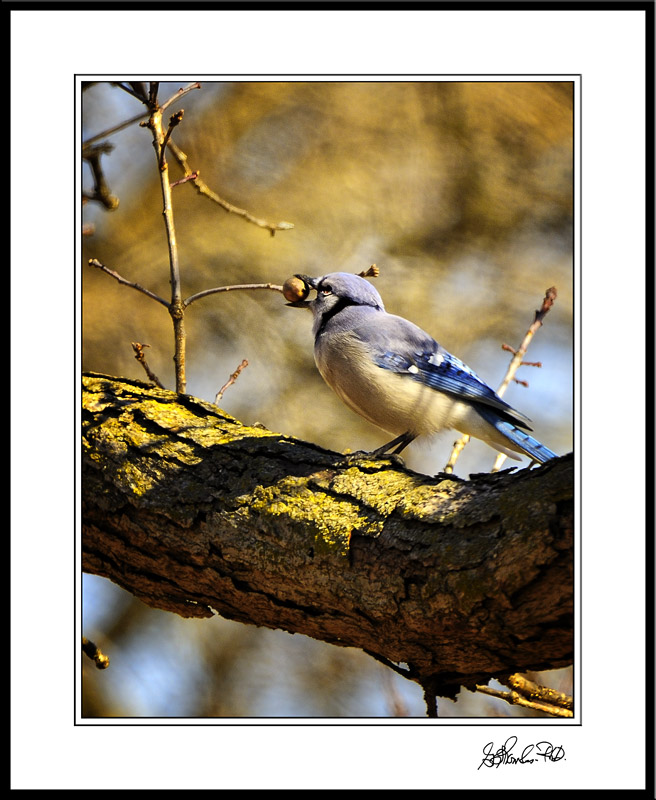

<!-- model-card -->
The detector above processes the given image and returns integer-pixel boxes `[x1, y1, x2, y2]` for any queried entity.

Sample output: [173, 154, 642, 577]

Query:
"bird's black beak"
[295, 274, 318, 289]
[285, 274, 317, 308]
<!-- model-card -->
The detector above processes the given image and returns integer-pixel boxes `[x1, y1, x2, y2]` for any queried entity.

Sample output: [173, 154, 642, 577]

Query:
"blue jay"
[288, 272, 557, 464]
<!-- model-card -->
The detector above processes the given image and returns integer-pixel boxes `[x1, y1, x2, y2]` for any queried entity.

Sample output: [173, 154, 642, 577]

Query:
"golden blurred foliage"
[82, 81, 573, 717]
[83, 80, 572, 465]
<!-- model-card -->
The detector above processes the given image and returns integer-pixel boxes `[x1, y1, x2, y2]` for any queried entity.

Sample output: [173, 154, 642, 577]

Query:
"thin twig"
[88, 268, 285, 314]
[82, 111, 150, 147]
[146, 104, 187, 392]
[185, 282, 284, 307]
[131, 343, 165, 389]
[501, 344, 543, 369]
[495, 287, 557, 398]
[82, 636, 110, 670]
[160, 81, 202, 112]
[362, 649, 412, 679]
[444, 286, 558, 474]
[88, 259, 169, 307]
[491, 452, 507, 472]
[148, 82, 159, 106]
[166, 139, 294, 236]
[359, 264, 380, 278]
[170, 171, 199, 188]
[113, 82, 150, 104]
[82, 142, 119, 209]
[128, 82, 148, 101]
[489, 287, 557, 472]
[185, 264, 378, 308]
[475, 680, 573, 718]
[506, 673, 573, 711]
[215, 359, 249, 404]
[160, 110, 184, 170]
[443, 434, 471, 473]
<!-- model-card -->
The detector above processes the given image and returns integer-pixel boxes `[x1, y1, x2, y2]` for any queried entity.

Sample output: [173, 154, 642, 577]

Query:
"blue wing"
[373, 345, 533, 430]
[347, 311, 556, 463]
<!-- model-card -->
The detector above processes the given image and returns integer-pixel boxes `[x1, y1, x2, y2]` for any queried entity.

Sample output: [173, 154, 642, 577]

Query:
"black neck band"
[315, 297, 358, 339]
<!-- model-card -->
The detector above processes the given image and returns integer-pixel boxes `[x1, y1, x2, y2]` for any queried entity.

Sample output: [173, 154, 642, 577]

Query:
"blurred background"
[81, 80, 574, 718]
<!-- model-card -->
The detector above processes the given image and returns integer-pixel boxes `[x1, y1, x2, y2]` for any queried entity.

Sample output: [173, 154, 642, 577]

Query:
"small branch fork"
[88, 258, 287, 308]
[495, 287, 557, 397]
[369, 640, 571, 719]
[444, 286, 558, 474]
[88, 260, 381, 309]
[131, 343, 165, 389]
[82, 142, 119, 210]
[87, 83, 378, 396]
[476, 673, 573, 718]
[88, 251, 382, 396]
[87, 80, 296, 395]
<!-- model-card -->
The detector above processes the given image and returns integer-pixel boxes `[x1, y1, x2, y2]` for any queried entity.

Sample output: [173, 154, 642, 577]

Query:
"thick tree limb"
[82, 373, 573, 698]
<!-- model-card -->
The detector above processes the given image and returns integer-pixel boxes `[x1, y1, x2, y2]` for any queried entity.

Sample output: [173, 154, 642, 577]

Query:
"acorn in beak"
[283, 274, 317, 307]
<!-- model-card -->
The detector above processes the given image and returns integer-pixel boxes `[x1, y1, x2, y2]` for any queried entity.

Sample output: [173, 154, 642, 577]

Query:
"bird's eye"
[319, 285, 332, 296]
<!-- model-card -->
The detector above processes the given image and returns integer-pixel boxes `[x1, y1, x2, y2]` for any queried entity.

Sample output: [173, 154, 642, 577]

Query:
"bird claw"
[339, 449, 407, 468]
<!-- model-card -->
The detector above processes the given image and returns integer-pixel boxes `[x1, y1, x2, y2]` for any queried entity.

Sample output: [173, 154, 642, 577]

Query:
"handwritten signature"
[478, 736, 565, 769]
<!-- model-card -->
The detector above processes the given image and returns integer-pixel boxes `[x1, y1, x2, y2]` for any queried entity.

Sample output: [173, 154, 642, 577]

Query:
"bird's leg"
[339, 431, 415, 468]
[371, 431, 416, 456]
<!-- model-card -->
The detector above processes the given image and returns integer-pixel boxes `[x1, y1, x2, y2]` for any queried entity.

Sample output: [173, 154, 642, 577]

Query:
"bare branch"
[148, 82, 159, 106]
[184, 267, 378, 308]
[83, 112, 149, 147]
[160, 81, 202, 112]
[131, 343, 165, 389]
[170, 171, 199, 188]
[185, 282, 284, 307]
[444, 286, 558, 474]
[82, 637, 110, 670]
[443, 434, 471, 473]
[506, 673, 573, 711]
[82, 142, 119, 210]
[166, 139, 294, 236]
[215, 359, 249, 404]
[112, 82, 150, 105]
[145, 105, 187, 392]
[160, 109, 184, 170]
[87, 259, 169, 307]
[128, 82, 148, 101]
[475, 676, 573, 718]
[495, 287, 558, 398]
[358, 264, 380, 278]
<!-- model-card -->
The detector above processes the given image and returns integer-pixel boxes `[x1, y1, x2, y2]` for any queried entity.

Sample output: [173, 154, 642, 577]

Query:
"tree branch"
[166, 139, 294, 236]
[145, 104, 187, 392]
[88, 259, 169, 307]
[445, 286, 558, 474]
[82, 373, 574, 699]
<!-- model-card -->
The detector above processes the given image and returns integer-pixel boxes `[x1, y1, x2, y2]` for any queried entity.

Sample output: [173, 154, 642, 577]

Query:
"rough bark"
[82, 372, 574, 698]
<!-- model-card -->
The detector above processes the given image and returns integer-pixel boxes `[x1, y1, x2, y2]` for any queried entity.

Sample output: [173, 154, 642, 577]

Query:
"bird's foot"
[339, 449, 407, 469]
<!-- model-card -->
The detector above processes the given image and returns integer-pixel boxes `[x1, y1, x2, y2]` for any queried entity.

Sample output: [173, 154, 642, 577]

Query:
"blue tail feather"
[475, 405, 557, 463]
